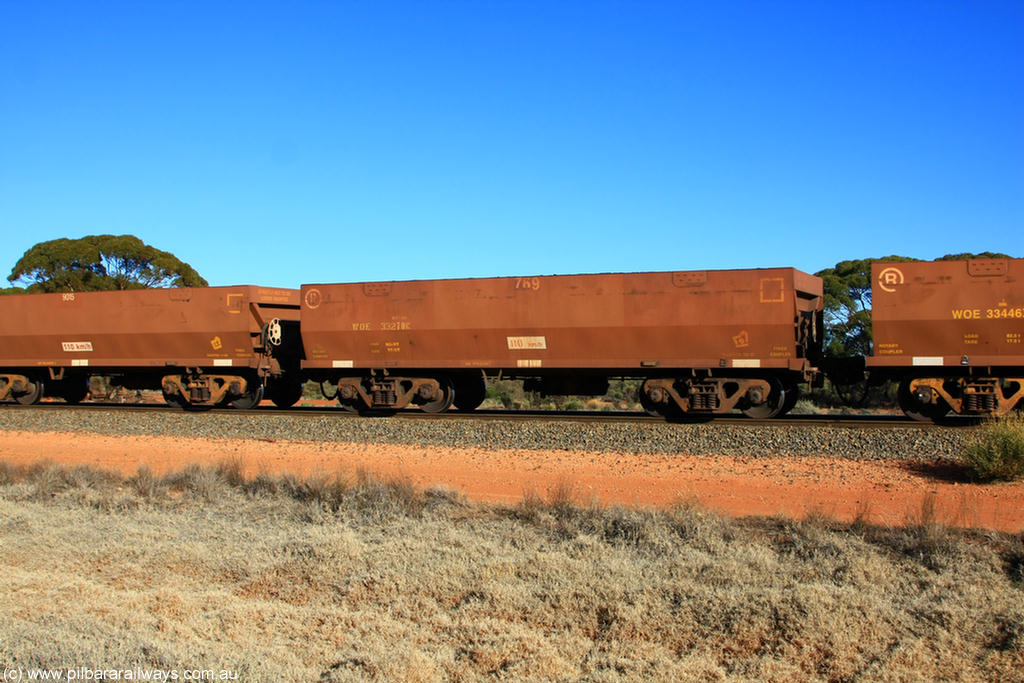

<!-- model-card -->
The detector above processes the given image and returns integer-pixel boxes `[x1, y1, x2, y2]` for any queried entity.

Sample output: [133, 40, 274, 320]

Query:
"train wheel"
[337, 400, 360, 413]
[638, 386, 663, 417]
[420, 377, 454, 413]
[15, 380, 43, 405]
[60, 380, 90, 404]
[639, 380, 684, 418]
[230, 384, 264, 410]
[898, 379, 949, 422]
[779, 383, 800, 416]
[268, 379, 304, 409]
[741, 379, 786, 419]
[453, 375, 487, 411]
[660, 403, 688, 420]
[162, 389, 185, 408]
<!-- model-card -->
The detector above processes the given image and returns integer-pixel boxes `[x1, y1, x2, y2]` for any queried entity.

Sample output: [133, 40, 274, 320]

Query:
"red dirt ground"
[2, 429, 1022, 533]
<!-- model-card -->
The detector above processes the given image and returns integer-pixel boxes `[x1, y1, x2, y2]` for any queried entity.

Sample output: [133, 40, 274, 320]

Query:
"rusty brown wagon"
[299, 268, 824, 418]
[868, 258, 1024, 420]
[0, 286, 303, 409]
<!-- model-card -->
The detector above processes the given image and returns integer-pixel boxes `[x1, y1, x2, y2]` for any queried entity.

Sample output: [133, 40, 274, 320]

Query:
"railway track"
[0, 398, 983, 466]
[2, 400, 979, 429]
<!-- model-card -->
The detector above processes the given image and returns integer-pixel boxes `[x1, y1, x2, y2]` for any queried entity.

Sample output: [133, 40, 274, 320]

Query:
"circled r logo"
[304, 288, 322, 309]
[878, 267, 905, 293]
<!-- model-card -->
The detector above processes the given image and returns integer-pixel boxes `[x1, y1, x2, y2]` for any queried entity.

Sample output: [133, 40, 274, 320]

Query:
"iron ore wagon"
[0, 286, 303, 409]
[868, 258, 1024, 420]
[299, 268, 824, 417]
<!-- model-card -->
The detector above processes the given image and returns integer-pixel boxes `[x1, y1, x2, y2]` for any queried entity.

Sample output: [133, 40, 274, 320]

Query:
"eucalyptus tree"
[7, 235, 207, 292]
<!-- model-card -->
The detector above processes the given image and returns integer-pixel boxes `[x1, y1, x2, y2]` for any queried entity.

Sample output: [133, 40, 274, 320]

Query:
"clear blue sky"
[2, 1, 1021, 288]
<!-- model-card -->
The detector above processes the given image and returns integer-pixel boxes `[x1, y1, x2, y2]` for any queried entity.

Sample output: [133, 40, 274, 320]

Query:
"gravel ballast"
[0, 406, 975, 462]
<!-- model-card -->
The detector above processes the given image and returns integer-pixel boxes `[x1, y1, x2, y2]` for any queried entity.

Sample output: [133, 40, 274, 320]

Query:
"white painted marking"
[213, 359, 233, 367]
[71, 359, 89, 367]
[507, 336, 547, 350]
[332, 360, 354, 368]
[912, 356, 944, 366]
[517, 359, 542, 368]
[61, 341, 93, 352]
[732, 359, 761, 368]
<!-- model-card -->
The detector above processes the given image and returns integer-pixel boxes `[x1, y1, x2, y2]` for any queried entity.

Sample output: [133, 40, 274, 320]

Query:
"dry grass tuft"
[515, 487, 546, 523]
[546, 477, 577, 518]
[905, 493, 956, 570]
[5, 460, 120, 500]
[423, 484, 463, 507]
[0, 460, 21, 485]
[851, 498, 875, 532]
[164, 462, 226, 501]
[285, 468, 353, 511]
[214, 454, 248, 488]
[128, 463, 162, 499]
[385, 473, 423, 514]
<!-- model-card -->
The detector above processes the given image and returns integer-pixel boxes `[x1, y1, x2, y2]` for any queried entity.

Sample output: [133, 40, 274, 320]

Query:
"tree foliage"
[934, 251, 1012, 261]
[815, 255, 917, 357]
[7, 235, 208, 293]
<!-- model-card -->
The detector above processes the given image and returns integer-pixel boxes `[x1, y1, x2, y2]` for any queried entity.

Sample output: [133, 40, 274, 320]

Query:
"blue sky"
[2, 1, 1021, 288]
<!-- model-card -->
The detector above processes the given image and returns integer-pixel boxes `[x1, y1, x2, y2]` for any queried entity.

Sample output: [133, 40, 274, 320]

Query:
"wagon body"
[300, 268, 823, 373]
[0, 286, 301, 407]
[867, 258, 1024, 418]
[0, 286, 299, 370]
[868, 259, 1024, 369]
[300, 268, 822, 416]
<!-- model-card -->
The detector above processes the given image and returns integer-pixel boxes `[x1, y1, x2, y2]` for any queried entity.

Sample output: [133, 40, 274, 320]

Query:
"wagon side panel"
[868, 259, 1024, 368]
[0, 286, 300, 371]
[301, 268, 820, 372]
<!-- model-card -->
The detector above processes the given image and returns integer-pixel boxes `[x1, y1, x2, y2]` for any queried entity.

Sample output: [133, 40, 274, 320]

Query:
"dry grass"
[1, 458, 1022, 682]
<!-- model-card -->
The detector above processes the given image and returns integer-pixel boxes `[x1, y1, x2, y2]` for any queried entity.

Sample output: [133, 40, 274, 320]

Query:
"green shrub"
[301, 381, 322, 399]
[961, 415, 1024, 482]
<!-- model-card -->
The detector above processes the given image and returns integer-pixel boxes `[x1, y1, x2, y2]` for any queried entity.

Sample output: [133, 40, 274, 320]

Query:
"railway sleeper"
[642, 377, 781, 417]
[908, 377, 1024, 418]
[335, 375, 452, 413]
[161, 373, 250, 409]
